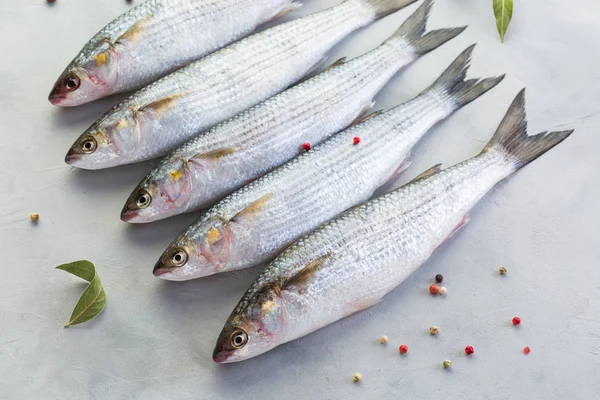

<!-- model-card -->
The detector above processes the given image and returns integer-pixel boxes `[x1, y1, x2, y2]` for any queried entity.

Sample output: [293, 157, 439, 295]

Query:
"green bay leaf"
[56, 260, 106, 327]
[493, 0, 514, 42]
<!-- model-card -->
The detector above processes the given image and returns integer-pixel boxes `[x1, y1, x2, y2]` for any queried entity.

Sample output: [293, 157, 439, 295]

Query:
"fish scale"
[154, 45, 505, 281]
[124, 0, 464, 223]
[67, 0, 420, 169]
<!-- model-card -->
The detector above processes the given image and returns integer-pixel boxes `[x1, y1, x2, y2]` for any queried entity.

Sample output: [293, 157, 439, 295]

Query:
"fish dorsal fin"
[282, 253, 330, 291]
[357, 109, 383, 124]
[405, 163, 442, 185]
[231, 193, 273, 223]
[190, 147, 244, 162]
[322, 57, 347, 73]
[117, 16, 151, 44]
[139, 92, 186, 117]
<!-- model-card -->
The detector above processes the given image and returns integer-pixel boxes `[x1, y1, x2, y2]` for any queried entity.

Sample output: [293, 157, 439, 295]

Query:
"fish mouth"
[153, 267, 173, 278]
[212, 349, 233, 364]
[120, 208, 141, 223]
[152, 261, 180, 280]
[48, 88, 67, 105]
[64, 148, 81, 165]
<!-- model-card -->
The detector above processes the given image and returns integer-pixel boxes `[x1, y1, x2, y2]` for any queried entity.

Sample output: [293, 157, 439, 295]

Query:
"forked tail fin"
[483, 89, 574, 169]
[384, 0, 466, 56]
[427, 45, 505, 110]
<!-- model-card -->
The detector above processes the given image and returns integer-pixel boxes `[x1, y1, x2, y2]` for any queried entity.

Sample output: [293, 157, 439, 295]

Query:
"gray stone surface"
[1, 1, 599, 399]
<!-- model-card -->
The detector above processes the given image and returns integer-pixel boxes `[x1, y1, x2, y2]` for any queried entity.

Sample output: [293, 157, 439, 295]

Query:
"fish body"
[213, 90, 574, 362]
[153, 46, 504, 280]
[65, 0, 418, 169]
[122, 0, 464, 223]
[49, 0, 298, 106]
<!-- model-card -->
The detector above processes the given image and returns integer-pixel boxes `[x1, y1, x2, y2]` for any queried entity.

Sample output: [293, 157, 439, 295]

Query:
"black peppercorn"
[435, 274, 443, 283]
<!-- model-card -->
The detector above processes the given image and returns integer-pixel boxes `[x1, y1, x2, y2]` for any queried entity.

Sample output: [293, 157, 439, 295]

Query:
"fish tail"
[483, 89, 574, 169]
[385, 0, 465, 55]
[360, 0, 419, 20]
[428, 44, 505, 110]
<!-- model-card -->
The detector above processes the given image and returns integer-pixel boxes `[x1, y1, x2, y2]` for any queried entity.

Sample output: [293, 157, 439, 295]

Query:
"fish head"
[213, 288, 287, 363]
[65, 106, 139, 169]
[49, 40, 118, 106]
[153, 217, 232, 280]
[121, 159, 194, 223]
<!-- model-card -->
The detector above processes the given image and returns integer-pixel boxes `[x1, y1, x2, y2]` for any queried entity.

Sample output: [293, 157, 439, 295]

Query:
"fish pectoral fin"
[116, 15, 151, 44]
[443, 214, 470, 243]
[405, 163, 443, 185]
[282, 253, 331, 292]
[190, 147, 245, 164]
[230, 193, 273, 224]
[138, 92, 186, 118]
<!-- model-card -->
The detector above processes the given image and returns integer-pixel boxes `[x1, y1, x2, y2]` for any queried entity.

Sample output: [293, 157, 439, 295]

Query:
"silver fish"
[49, 0, 299, 107]
[121, 0, 464, 223]
[64, 0, 417, 169]
[212, 90, 574, 363]
[153, 46, 504, 280]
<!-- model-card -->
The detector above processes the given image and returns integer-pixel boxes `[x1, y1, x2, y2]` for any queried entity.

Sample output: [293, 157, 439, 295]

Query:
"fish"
[152, 45, 504, 280]
[121, 0, 465, 223]
[48, 0, 300, 107]
[212, 89, 574, 363]
[64, 0, 419, 169]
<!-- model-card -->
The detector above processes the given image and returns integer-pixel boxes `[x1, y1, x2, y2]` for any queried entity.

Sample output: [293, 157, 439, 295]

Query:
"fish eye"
[230, 329, 248, 349]
[171, 249, 187, 266]
[64, 74, 80, 91]
[80, 137, 97, 153]
[136, 192, 151, 208]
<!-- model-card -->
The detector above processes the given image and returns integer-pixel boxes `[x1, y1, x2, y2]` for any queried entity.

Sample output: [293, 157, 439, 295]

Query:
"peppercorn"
[523, 347, 530, 355]
[430, 326, 439, 335]
[443, 359, 452, 368]
[399, 344, 408, 354]
[352, 372, 362, 382]
[379, 335, 388, 344]
[30, 213, 40, 222]
[512, 317, 521, 326]
[353, 136, 361, 145]
[435, 274, 443, 283]
[429, 284, 439, 295]
[465, 346, 474, 355]
[302, 142, 311, 151]
[438, 286, 447, 295]
[499, 266, 507, 275]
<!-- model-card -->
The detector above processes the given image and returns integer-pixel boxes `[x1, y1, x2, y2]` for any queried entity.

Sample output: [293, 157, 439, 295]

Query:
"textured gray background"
[1, 1, 599, 399]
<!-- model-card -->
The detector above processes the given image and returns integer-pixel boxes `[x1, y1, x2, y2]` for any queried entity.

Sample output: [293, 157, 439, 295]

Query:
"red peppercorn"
[353, 136, 361, 145]
[465, 346, 474, 355]
[429, 284, 439, 295]
[399, 344, 408, 354]
[302, 142, 311, 151]
[512, 317, 521, 326]
[523, 346, 530, 355]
